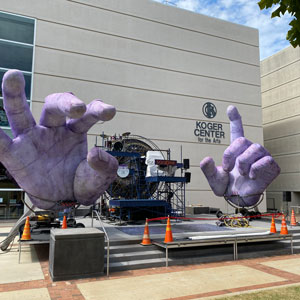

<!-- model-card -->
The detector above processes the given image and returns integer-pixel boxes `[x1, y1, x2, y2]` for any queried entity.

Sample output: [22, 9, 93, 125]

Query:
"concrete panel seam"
[265, 132, 300, 143]
[261, 75, 300, 94]
[263, 114, 300, 126]
[33, 72, 261, 107]
[34, 45, 260, 87]
[270, 151, 300, 158]
[262, 95, 300, 109]
[261, 58, 300, 78]
[67, 0, 259, 48]
[33, 18, 260, 67]
[279, 171, 300, 175]
[31, 99, 262, 125]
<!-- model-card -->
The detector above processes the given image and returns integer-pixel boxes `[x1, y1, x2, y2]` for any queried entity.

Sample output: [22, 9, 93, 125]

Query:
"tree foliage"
[258, 0, 300, 47]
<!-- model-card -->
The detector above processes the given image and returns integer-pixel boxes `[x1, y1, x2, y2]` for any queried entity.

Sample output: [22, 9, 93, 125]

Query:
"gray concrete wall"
[1, 0, 262, 212]
[261, 46, 300, 210]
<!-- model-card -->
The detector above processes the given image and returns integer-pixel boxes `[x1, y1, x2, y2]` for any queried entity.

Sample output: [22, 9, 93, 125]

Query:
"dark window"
[0, 11, 34, 136]
[0, 41, 33, 72]
[0, 12, 34, 44]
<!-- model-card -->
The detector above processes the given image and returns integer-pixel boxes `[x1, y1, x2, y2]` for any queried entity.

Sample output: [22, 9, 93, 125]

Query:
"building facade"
[0, 0, 263, 219]
[261, 46, 300, 212]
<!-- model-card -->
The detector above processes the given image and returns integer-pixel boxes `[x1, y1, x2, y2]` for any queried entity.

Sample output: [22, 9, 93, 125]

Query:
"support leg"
[18, 241, 21, 264]
[166, 246, 168, 267]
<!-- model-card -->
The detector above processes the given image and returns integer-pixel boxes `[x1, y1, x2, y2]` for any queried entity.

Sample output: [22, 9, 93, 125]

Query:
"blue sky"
[152, 0, 293, 60]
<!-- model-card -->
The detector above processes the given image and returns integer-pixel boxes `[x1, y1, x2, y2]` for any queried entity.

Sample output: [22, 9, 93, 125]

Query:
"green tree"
[258, 0, 300, 47]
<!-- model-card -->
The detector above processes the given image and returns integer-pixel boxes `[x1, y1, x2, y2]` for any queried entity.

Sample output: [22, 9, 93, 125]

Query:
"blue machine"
[95, 134, 190, 223]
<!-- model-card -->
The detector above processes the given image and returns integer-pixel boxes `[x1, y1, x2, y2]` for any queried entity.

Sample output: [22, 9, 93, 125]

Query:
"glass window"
[2, 128, 14, 139]
[0, 41, 33, 72]
[0, 12, 34, 44]
[0, 163, 19, 189]
[0, 12, 35, 219]
[0, 11, 34, 140]
[0, 99, 30, 127]
[0, 190, 24, 219]
[0, 101, 8, 127]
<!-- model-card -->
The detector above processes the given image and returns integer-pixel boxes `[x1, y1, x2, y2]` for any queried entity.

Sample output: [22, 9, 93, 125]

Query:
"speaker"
[283, 191, 291, 202]
[185, 172, 191, 183]
[183, 159, 190, 169]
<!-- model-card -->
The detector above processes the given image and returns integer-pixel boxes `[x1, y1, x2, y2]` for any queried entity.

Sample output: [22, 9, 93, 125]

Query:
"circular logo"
[117, 166, 130, 178]
[202, 102, 217, 119]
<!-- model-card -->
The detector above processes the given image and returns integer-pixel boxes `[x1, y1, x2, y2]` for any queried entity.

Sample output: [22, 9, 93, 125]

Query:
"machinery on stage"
[95, 133, 191, 222]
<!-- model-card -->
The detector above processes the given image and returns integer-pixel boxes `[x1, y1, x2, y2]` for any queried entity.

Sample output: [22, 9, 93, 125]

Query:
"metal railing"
[91, 209, 110, 277]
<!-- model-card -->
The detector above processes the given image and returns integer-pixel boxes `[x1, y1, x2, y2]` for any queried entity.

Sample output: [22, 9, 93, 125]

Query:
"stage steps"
[105, 228, 300, 273]
[105, 239, 166, 272]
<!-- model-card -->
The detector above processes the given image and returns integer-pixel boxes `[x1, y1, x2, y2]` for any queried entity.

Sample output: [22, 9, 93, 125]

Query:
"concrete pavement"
[0, 218, 300, 300]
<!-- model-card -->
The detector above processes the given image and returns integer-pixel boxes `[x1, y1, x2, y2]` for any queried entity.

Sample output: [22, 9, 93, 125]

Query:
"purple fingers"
[222, 137, 251, 172]
[2, 70, 36, 137]
[87, 147, 118, 172]
[236, 143, 268, 176]
[200, 105, 280, 207]
[227, 105, 244, 143]
[68, 100, 116, 133]
[40, 93, 86, 127]
[200, 157, 228, 196]
[74, 148, 118, 205]
[249, 156, 281, 180]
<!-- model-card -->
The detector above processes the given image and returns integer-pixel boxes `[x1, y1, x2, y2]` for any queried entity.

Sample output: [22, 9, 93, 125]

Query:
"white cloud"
[176, 0, 200, 11]
[151, 0, 293, 59]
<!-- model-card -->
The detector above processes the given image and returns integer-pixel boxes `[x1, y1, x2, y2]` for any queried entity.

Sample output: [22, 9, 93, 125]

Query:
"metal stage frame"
[153, 233, 294, 267]
[146, 176, 186, 217]
[95, 134, 188, 222]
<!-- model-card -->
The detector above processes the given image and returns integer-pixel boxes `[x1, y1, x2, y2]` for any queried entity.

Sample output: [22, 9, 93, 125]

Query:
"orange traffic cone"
[141, 218, 152, 246]
[290, 209, 298, 226]
[270, 216, 277, 233]
[164, 216, 173, 243]
[21, 216, 31, 240]
[61, 215, 67, 229]
[280, 215, 288, 235]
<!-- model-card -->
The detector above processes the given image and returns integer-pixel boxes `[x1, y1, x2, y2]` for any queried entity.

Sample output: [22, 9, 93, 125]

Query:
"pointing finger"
[2, 70, 36, 137]
[227, 105, 244, 143]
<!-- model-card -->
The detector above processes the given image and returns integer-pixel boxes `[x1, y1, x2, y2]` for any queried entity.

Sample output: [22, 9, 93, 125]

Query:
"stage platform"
[77, 213, 289, 241]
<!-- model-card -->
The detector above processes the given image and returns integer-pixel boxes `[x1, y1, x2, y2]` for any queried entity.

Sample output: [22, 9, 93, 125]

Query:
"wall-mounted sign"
[202, 102, 217, 119]
[194, 121, 225, 144]
[194, 102, 225, 144]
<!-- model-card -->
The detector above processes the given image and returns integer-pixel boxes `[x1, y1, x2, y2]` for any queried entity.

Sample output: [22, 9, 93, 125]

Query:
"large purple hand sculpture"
[1, 70, 118, 210]
[200, 106, 280, 207]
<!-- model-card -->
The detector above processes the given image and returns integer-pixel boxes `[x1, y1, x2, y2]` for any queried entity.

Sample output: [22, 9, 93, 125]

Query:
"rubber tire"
[75, 223, 85, 228]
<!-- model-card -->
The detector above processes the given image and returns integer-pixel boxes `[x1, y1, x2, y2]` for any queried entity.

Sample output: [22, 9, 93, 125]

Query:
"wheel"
[67, 218, 76, 227]
[75, 223, 85, 228]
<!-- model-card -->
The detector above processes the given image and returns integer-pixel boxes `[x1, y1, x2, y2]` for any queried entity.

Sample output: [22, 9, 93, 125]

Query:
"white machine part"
[158, 165, 177, 177]
[145, 151, 165, 177]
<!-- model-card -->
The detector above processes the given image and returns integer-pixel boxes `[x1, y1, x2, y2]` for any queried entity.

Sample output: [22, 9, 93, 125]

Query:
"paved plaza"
[0, 217, 300, 300]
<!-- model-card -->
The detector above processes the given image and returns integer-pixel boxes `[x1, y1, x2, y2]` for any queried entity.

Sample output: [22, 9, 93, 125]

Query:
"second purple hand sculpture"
[1, 69, 118, 211]
[200, 105, 280, 207]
